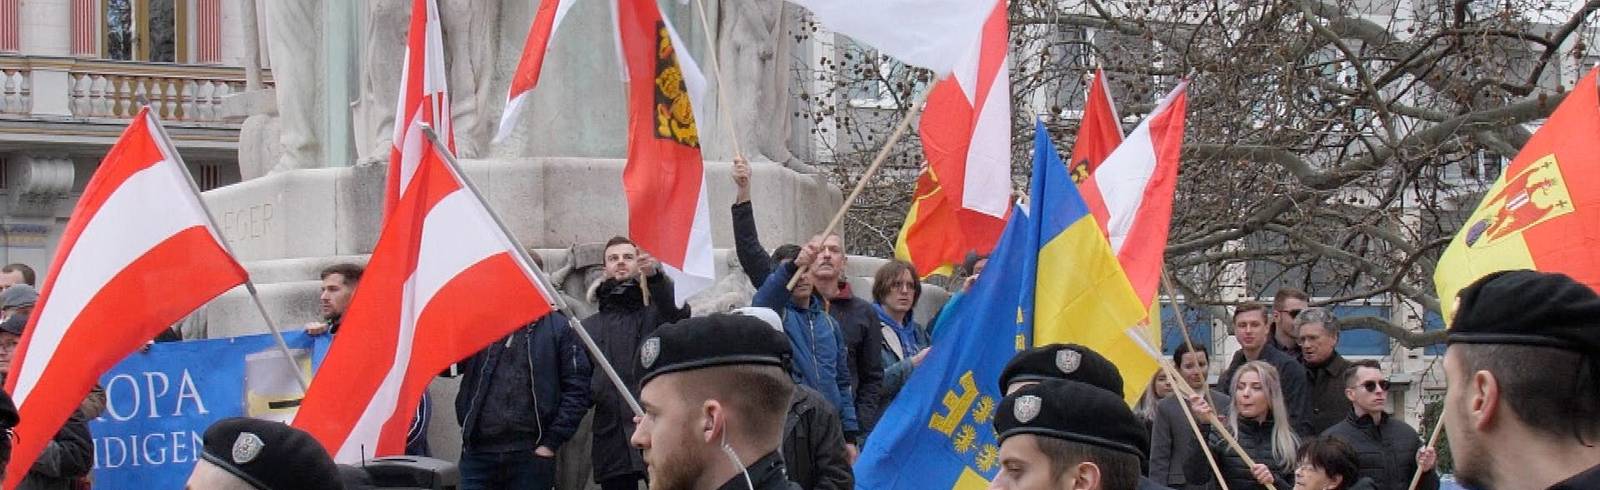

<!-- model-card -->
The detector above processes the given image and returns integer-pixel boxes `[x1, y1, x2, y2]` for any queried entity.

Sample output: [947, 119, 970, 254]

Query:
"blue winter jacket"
[755, 262, 861, 435]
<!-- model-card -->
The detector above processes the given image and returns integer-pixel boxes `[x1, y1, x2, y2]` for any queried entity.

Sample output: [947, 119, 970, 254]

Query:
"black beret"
[200, 417, 342, 490]
[1450, 270, 1600, 353]
[639, 314, 793, 387]
[998, 343, 1124, 397]
[995, 379, 1148, 460]
[0, 313, 23, 336]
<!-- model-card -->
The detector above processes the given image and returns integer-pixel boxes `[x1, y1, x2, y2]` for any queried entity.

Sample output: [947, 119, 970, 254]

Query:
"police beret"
[995, 379, 1148, 460]
[199, 417, 342, 490]
[1450, 270, 1600, 354]
[998, 343, 1124, 397]
[639, 314, 793, 387]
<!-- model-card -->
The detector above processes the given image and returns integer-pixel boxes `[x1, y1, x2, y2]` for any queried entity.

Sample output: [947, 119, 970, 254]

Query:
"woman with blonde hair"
[1183, 360, 1300, 489]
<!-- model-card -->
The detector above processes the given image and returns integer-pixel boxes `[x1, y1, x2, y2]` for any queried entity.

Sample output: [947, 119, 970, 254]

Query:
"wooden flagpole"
[1409, 411, 1446, 490]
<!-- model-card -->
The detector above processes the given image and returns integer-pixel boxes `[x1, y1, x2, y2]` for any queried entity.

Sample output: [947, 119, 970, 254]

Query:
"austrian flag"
[2, 108, 249, 487]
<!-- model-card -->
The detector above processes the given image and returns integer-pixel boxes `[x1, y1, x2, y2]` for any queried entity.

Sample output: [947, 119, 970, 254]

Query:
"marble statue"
[355, 0, 502, 164]
[263, 0, 325, 171]
[711, 0, 799, 166]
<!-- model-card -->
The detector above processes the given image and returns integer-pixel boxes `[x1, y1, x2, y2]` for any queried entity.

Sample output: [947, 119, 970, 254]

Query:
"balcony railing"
[0, 56, 271, 125]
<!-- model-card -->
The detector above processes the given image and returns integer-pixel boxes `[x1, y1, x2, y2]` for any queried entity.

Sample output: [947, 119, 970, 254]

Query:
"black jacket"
[783, 385, 852, 490]
[584, 274, 690, 481]
[716, 451, 802, 490]
[1320, 412, 1437, 490]
[20, 412, 92, 490]
[1218, 347, 1313, 436]
[1552, 464, 1600, 489]
[1304, 353, 1354, 435]
[1184, 418, 1295, 490]
[454, 312, 593, 453]
[825, 289, 884, 436]
[732, 201, 777, 288]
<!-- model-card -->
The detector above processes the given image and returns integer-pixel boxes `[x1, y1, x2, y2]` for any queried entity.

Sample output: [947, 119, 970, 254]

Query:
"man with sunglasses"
[1321, 360, 1436, 490]
[1297, 308, 1355, 434]
[1270, 288, 1309, 361]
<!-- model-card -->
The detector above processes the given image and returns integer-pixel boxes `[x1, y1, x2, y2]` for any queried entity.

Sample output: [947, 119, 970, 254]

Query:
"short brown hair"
[1273, 288, 1309, 309]
[870, 260, 922, 306]
[1233, 302, 1269, 322]
[1454, 344, 1600, 441]
[678, 364, 795, 446]
[319, 263, 363, 286]
[1296, 436, 1360, 488]
[1035, 436, 1141, 489]
[2, 263, 35, 286]
[1342, 359, 1382, 387]
[604, 236, 635, 250]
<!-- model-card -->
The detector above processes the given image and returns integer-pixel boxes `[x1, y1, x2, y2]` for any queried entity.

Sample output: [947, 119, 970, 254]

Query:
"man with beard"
[1321, 360, 1436, 490]
[1441, 270, 1600, 490]
[305, 263, 361, 336]
[630, 314, 798, 490]
[589, 236, 691, 490]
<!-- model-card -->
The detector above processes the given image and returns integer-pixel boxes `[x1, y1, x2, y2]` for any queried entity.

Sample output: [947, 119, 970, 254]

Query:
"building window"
[104, 0, 183, 63]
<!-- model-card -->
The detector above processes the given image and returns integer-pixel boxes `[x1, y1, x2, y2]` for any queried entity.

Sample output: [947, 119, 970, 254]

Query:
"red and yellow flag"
[1436, 67, 1600, 323]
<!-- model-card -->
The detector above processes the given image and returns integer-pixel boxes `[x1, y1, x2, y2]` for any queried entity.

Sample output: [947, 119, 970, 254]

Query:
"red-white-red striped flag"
[294, 130, 556, 463]
[617, 0, 714, 303]
[894, 0, 1013, 276]
[1078, 81, 1189, 304]
[387, 0, 455, 216]
[494, 0, 577, 143]
[2, 108, 248, 487]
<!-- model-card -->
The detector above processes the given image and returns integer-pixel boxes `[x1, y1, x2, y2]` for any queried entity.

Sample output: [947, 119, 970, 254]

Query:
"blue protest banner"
[88, 331, 329, 490]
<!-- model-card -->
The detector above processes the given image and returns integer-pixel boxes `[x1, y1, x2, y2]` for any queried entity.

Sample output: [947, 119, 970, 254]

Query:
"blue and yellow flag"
[855, 122, 1155, 489]
[855, 203, 1032, 490]
[1025, 121, 1158, 404]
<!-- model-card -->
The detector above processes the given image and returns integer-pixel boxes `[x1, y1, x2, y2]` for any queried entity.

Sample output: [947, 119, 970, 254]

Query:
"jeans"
[459, 448, 556, 490]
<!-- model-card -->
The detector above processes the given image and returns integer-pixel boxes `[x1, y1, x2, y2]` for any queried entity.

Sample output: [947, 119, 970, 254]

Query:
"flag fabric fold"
[616, 0, 714, 304]
[387, 0, 455, 216]
[1435, 67, 1600, 322]
[2, 108, 248, 487]
[895, 0, 1012, 277]
[294, 132, 555, 463]
[495, 0, 577, 143]
[1066, 68, 1124, 184]
[784, 0, 1001, 75]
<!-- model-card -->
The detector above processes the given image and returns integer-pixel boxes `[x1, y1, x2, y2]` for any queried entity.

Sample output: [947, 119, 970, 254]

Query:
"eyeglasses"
[1359, 380, 1390, 393]
[888, 281, 918, 291]
[1286, 309, 1304, 318]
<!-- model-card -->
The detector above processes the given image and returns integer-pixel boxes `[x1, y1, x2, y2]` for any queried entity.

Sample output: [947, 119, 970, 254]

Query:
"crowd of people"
[0, 158, 1594, 490]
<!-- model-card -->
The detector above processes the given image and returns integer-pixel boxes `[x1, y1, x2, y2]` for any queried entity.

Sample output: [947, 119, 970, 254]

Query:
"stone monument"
[205, 0, 945, 482]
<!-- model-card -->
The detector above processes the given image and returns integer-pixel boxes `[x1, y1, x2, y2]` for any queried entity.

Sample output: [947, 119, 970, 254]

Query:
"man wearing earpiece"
[630, 314, 801, 490]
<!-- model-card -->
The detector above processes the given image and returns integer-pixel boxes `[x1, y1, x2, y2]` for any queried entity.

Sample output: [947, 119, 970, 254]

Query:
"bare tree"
[791, 0, 1600, 347]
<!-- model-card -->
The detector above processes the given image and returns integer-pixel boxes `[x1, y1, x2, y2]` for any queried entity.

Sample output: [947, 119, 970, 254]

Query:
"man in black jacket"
[586, 236, 690, 490]
[1296, 308, 1354, 434]
[1441, 270, 1600, 490]
[1321, 360, 1436, 490]
[454, 250, 594, 490]
[729, 157, 884, 437]
[1218, 302, 1312, 436]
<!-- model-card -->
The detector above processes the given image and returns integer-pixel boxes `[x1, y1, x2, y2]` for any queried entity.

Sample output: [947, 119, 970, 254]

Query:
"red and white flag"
[387, 0, 455, 216]
[295, 132, 555, 463]
[1078, 82, 1189, 303]
[494, 0, 578, 143]
[616, 0, 713, 303]
[894, 0, 1012, 275]
[786, 0, 1001, 75]
[2, 108, 248, 486]
[1067, 68, 1124, 185]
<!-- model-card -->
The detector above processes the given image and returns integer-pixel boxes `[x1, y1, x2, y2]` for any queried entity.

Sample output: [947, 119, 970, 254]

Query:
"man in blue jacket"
[453, 254, 594, 490]
[754, 241, 862, 460]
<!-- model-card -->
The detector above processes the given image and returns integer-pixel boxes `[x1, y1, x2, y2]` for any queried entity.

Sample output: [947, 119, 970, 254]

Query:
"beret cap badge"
[1014, 395, 1042, 424]
[640, 337, 661, 369]
[1055, 349, 1081, 374]
[231, 432, 264, 465]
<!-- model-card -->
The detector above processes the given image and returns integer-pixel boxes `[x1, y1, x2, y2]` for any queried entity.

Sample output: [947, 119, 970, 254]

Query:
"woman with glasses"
[1320, 360, 1439, 490]
[1184, 360, 1301, 489]
[870, 261, 930, 409]
[1292, 436, 1376, 490]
